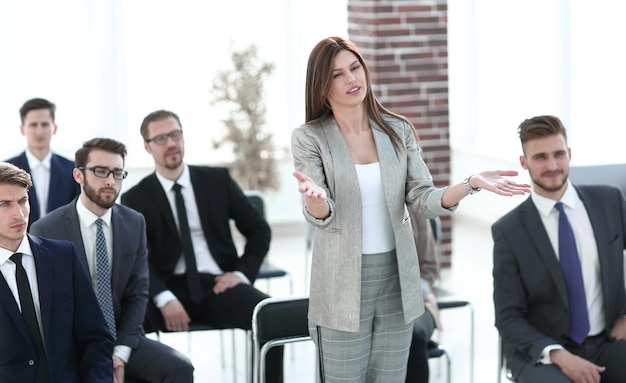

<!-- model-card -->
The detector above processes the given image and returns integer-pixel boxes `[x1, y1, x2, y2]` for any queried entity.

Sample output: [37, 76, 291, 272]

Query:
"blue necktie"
[555, 202, 589, 344]
[95, 218, 116, 339]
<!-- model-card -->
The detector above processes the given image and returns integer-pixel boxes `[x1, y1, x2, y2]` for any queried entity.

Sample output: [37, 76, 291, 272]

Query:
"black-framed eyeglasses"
[78, 166, 128, 180]
[145, 130, 183, 145]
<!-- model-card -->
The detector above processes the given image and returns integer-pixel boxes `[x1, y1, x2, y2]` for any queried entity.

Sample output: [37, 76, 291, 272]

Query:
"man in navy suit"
[5, 98, 80, 228]
[31, 138, 194, 382]
[121, 110, 283, 382]
[493, 115, 626, 383]
[0, 161, 114, 382]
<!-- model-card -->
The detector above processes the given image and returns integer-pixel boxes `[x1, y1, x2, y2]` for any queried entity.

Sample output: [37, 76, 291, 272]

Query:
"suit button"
[29, 360, 35, 366]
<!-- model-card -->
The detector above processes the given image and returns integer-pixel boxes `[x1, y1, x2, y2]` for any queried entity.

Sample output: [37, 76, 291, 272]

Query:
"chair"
[153, 191, 291, 383]
[497, 335, 516, 382]
[427, 298, 475, 383]
[251, 295, 310, 383]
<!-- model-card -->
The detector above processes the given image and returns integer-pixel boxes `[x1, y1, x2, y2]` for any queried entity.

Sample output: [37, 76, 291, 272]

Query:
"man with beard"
[120, 110, 283, 382]
[492, 115, 626, 383]
[31, 138, 194, 383]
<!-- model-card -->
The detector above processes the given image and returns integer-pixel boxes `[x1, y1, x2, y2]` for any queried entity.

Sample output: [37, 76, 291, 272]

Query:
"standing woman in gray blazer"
[291, 36, 531, 383]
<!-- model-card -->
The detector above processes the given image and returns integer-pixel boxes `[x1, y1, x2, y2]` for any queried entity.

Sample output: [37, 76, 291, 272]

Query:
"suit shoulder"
[122, 173, 157, 199]
[189, 165, 231, 182]
[4, 152, 26, 165]
[113, 203, 145, 221]
[29, 233, 76, 251]
[492, 200, 528, 231]
[31, 203, 71, 227]
[52, 153, 75, 166]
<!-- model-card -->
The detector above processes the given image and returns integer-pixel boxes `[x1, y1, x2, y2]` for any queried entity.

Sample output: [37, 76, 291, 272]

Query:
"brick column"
[348, 0, 452, 266]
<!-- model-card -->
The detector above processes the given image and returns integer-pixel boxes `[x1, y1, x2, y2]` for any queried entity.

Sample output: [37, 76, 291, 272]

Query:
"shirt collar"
[25, 150, 52, 169]
[155, 164, 191, 192]
[0, 237, 34, 265]
[76, 198, 112, 228]
[531, 179, 578, 217]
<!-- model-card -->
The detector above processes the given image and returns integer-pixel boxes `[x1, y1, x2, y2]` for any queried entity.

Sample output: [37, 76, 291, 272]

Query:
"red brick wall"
[348, 0, 452, 266]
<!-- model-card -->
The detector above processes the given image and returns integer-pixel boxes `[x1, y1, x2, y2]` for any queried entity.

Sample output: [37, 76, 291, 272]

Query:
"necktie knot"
[555, 201, 566, 215]
[173, 183, 182, 193]
[10, 252, 22, 264]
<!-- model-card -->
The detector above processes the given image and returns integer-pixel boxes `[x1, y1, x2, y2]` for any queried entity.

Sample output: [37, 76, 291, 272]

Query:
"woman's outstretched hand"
[293, 171, 327, 200]
[471, 170, 532, 196]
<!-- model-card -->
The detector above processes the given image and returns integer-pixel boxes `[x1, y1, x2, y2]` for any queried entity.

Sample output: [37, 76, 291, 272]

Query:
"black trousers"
[405, 310, 435, 383]
[517, 333, 626, 383]
[145, 274, 284, 383]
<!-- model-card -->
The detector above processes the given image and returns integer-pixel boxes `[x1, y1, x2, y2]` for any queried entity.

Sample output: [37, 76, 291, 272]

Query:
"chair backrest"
[253, 295, 310, 344]
[252, 295, 311, 383]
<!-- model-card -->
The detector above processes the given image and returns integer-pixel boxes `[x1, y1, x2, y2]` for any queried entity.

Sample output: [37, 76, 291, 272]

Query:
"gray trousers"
[310, 250, 414, 383]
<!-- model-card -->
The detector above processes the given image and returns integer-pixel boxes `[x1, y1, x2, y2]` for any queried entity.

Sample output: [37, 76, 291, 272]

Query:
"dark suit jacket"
[5, 151, 80, 227]
[30, 200, 150, 350]
[0, 234, 114, 382]
[121, 165, 270, 299]
[492, 185, 626, 377]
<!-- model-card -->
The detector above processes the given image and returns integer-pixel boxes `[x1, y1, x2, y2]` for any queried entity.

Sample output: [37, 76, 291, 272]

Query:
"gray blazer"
[30, 200, 150, 349]
[291, 116, 453, 331]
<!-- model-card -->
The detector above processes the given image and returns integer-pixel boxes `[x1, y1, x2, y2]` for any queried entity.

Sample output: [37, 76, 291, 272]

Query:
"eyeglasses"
[145, 130, 183, 145]
[78, 166, 128, 180]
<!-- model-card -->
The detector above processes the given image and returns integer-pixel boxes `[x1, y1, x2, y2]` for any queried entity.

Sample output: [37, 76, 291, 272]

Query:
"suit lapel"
[62, 201, 89, 271]
[28, 234, 53, 346]
[519, 198, 569, 304]
[0, 262, 31, 343]
[110, 205, 127, 291]
[147, 173, 178, 236]
[372, 121, 402, 212]
[322, 119, 361, 205]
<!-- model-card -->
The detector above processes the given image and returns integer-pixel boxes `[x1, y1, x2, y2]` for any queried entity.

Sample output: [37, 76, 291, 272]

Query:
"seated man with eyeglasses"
[31, 137, 194, 383]
[121, 109, 284, 382]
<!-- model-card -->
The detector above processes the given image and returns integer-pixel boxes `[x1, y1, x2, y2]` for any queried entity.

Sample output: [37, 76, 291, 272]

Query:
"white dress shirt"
[0, 238, 45, 342]
[75, 200, 131, 362]
[25, 150, 52, 217]
[532, 181, 604, 364]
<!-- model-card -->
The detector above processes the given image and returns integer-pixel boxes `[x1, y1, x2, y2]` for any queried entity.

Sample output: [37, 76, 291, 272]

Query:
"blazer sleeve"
[224, 173, 271, 281]
[114, 209, 150, 349]
[492, 217, 562, 369]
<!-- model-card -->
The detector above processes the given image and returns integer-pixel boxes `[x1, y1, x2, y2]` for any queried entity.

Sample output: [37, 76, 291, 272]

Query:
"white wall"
[3, 1, 625, 225]
[448, 0, 626, 225]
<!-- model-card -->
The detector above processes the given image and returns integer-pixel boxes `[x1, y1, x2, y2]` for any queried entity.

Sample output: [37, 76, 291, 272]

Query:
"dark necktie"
[172, 183, 203, 302]
[555, 202, 590, 344]
[95, 219, 117, 338]
[10, 253, 50, 383]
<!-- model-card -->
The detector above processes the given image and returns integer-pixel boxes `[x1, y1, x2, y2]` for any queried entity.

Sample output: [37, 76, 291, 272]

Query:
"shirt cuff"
[234, 271, 250, 285]
[114, 345, 132, 364]
[538, 344, 564, 364]
[154, 290, 177, 308]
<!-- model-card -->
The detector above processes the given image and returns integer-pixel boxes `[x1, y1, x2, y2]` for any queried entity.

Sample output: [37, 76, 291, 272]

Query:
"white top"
[25, 150, 51, 217]
[355, 162, 395, 254]
[0, 238, 45, 341]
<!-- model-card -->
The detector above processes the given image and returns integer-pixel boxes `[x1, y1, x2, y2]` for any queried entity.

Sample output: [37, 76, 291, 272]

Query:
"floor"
[149, 214, 505, 382]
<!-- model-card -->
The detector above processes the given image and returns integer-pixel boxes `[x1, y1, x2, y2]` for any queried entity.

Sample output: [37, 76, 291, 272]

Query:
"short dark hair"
[518, 115, 568, 153]
[0, 162, 33, 189]
[75, 138, 127, 168]
[19, 98, 56, 123]
[140, 110, 182, 140]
